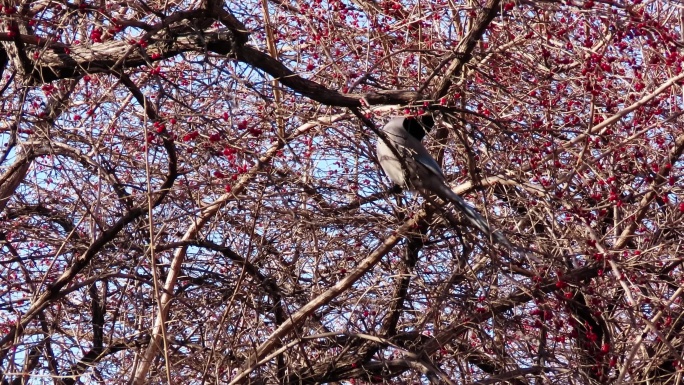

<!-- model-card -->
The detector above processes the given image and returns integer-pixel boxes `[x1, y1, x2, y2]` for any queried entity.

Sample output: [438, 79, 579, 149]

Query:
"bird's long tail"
[432, 183, 514, 250]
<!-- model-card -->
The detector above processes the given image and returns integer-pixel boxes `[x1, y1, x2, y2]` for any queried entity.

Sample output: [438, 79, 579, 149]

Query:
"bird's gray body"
[376, 117, 445, 190]
[377, 116, 512, 248]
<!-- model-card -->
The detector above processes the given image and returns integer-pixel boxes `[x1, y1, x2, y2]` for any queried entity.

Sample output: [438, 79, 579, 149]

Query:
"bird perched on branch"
[376, 114, 513, 249]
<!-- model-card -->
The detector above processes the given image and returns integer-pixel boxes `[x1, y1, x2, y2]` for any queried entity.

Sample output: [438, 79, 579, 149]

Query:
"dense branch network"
[0, 0, 683, 384]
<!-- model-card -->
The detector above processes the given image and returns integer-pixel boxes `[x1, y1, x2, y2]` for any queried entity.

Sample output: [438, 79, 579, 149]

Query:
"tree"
[1, 0, 683, 383]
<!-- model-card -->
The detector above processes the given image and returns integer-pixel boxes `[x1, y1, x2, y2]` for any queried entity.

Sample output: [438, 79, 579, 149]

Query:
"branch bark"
[431, 0, 502, 99]
[3, 21, 420, 107]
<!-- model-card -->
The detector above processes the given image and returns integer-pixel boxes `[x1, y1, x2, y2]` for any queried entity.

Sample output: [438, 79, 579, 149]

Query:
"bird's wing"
[414, 151, 445, 180]
[407, 136, 445, 180]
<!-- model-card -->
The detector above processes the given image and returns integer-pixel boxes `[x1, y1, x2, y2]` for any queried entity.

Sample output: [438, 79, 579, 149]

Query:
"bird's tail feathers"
[432, 183, 514, 250]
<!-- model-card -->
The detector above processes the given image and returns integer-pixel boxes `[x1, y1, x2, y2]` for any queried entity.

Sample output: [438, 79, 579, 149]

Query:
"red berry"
[182, 131, 198, 142]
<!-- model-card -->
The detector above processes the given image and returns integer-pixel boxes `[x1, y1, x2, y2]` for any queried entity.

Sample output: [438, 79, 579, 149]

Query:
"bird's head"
[402, 114, 435, 140]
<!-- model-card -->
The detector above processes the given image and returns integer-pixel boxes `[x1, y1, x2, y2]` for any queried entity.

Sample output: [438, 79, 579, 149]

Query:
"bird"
[376, 114, 513, 249]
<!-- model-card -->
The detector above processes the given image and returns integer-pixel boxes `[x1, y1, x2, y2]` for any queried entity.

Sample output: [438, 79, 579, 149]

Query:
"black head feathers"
[402, 114, 435, 140]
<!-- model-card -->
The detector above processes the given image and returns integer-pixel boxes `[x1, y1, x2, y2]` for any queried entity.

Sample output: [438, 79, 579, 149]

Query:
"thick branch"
[431, 0, 502, 99]
[229, 211, 428, 385]
[9, 28, 419, 107]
